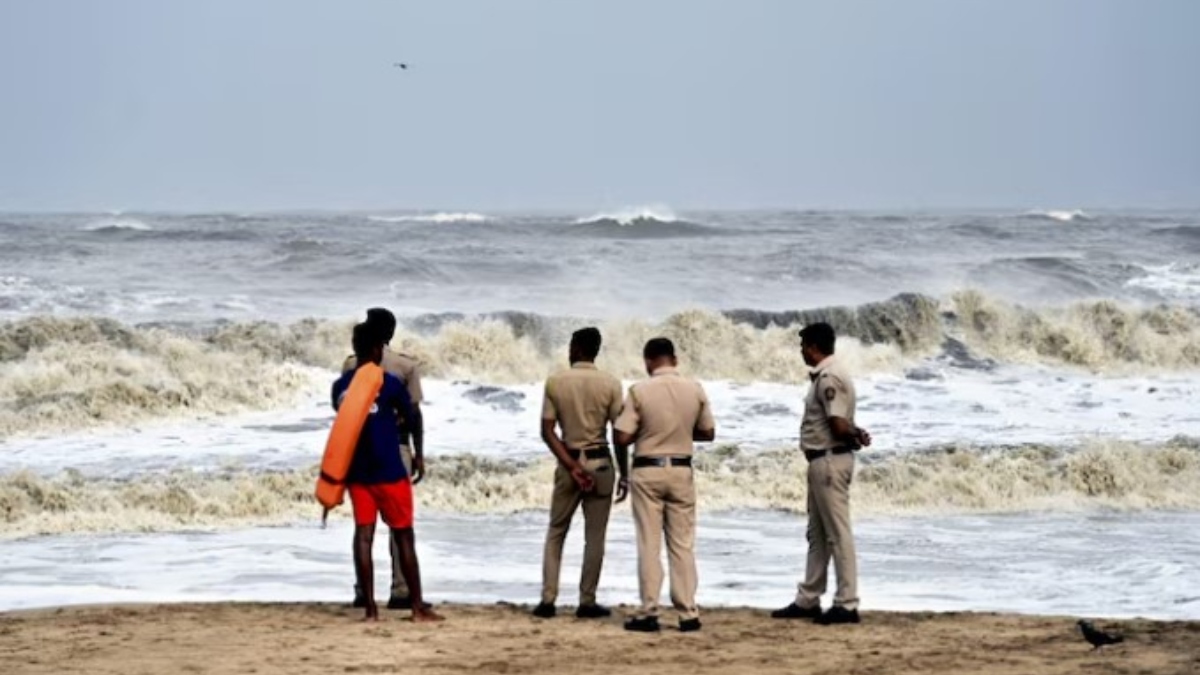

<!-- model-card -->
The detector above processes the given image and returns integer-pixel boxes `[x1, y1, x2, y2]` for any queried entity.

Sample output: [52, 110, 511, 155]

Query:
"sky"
[1, 0, 1197, 211]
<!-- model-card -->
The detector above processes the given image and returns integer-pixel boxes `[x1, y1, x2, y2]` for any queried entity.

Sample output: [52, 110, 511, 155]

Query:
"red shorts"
[348, 480, 414, 529]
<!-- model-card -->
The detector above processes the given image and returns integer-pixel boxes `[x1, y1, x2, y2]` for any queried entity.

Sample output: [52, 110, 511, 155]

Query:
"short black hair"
[365, 307, 397, 342]
[799, 322, 836, 355]
[352, 322, 383, 361]
[571, 327, 602, 360]
[643, 337, 676, 360]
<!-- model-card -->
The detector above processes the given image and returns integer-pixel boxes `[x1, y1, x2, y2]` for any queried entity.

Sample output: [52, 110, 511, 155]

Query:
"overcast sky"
[1, 1, 1197, 211]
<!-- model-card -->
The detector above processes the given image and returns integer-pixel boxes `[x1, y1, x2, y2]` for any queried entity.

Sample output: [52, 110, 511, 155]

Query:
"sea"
[1, 206, 1198, 619]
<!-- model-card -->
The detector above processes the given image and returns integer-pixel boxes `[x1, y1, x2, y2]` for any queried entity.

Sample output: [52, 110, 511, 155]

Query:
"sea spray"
[3, 293, 1198, 437]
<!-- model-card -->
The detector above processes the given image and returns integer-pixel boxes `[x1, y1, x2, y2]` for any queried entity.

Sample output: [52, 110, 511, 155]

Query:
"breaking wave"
[1125, 263, 1200, 302]
[80, 217, 154, 232]
[2, 438, 1197, 537]
[2, 292, 1198, 437]
[948, 290, 1200, 370]
[570, 205, 714, 237]
[574, 205, 680, 226]
[1023, 209, 1092, 223]
[367, 212, 490, 224]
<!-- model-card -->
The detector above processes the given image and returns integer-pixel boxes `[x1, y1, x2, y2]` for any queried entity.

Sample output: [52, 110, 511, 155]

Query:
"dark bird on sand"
[1078, 620, 1124, 650]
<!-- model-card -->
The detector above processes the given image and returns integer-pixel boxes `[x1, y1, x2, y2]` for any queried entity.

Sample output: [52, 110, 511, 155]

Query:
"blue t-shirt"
[331, 368, 414, 485]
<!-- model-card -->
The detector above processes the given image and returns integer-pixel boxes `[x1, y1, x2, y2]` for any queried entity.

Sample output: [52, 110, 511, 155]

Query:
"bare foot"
[412, 608, 444, 623]
[364, 602, 380, 622]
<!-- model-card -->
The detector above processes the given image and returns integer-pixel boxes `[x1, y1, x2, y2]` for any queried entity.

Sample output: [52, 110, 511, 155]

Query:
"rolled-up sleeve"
[540, 378, 557, 421]
[695, 383, 715, 432]
[614, 386, 641, 435]
[820, 374, 852, 420]
[607, 379, 624, 423]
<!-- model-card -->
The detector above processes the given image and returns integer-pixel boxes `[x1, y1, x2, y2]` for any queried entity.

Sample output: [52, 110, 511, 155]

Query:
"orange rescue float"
[315, 362, 384, 516]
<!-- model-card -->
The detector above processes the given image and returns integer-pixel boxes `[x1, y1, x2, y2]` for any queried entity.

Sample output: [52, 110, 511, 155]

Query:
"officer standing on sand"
[343, 307, 429, 611]
[772, 322, 871, 625]
[614, 337, 716, 633]
[533, 327, 624, 619]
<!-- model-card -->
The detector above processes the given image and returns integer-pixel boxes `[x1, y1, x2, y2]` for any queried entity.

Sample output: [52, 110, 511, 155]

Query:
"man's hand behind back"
[570, 463, 595, 492]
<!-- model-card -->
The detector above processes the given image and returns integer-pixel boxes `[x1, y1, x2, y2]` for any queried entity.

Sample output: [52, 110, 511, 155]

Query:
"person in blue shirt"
[331, 323, 442, 622]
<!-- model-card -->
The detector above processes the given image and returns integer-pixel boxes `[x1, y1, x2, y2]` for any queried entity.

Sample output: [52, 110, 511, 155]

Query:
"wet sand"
[2, 603, 1197, 675]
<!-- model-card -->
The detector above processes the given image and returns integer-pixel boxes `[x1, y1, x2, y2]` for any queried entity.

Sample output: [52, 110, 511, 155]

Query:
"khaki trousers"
[541, 454, 615, 605]
[796, 452, 859, 610]
[354, 446, 415, 599]
[631, 464, 699, 621]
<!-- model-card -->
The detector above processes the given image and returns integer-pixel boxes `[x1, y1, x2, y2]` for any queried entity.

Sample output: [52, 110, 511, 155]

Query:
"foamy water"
[2, 511, 1197, 619]
[2, 370, 1198, 538]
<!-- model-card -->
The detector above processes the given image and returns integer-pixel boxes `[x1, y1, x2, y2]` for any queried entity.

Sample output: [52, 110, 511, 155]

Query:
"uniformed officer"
[772, 322, 871, 625]
[614, 337, 715, 633]
[343, 307, 429, 611]
[533, 327, 624, 619]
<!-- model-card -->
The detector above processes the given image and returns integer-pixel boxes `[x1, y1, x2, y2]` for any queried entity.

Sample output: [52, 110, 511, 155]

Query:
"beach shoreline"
[2, 602, 1197, 675]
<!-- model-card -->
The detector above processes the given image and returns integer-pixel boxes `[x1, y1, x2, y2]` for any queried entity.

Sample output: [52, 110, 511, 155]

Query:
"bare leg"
[392, 527, 443, 622]
[353, 524, 378, 620]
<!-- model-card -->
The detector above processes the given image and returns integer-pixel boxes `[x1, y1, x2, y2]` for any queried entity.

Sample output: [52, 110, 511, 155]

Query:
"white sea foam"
[367, 212, 490, 224]
[1126, 262, 1200, 302]
[1025, 209, 1092, 223]
[574, 205, 679, 225]
[80, 217, 153, 231]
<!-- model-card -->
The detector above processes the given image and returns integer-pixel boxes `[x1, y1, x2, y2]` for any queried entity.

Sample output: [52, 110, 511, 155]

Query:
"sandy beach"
[2, 603, 1197, 675]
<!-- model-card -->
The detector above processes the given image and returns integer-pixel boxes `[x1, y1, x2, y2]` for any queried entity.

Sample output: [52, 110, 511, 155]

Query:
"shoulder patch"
[824, 386, 837, 402]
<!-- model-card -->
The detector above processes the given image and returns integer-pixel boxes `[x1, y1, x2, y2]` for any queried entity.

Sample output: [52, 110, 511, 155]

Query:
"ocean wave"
[3, 292, 1199, 437]
[147, 228, 262, 243]
[1022, 209, 1092, 223]
[0, 317, 332, 438]
[1148, 225, 1200, 254]
[569, 220, 715, 239]
[1151, 225, 1200, 240]
[3, 438, 1197, 537]
[569, 205, 713, 238]
[1125, 263, 1200, 301]
[367, 212, 490, 224]
[80, 217, 154, 232]
[948, 290, 1200, 370]
[969, 256, 1110, 297]
[574, 205, 680, 226]
[277, 237, 326, 254]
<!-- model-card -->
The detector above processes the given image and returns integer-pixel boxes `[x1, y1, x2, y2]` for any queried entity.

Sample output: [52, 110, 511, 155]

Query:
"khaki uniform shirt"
[342, 347, 424, 404]
[800, 355, 857, 451]
[615, 366, 715, 458]
[541, 362, 623, 451]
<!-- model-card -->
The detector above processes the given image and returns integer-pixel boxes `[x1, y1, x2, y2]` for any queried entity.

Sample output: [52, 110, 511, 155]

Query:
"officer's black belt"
[569, 448, 611, 460]
[804, 447, 856, 462]
[632, 456, 692, 469]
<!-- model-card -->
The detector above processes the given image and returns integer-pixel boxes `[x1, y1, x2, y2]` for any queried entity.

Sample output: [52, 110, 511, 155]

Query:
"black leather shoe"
[679, 618, 702, 633]
[771, 603, 822, 619]
[624, 616, 661, 632]
[575, 604, 612, 619]
[352, 594, 367, 608]
[532, 602, 557, 618]
[387, 596, 433, 611]
[815, 606, 861, 625]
